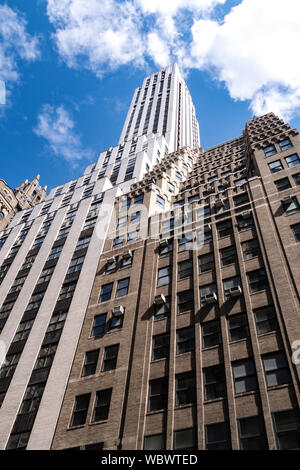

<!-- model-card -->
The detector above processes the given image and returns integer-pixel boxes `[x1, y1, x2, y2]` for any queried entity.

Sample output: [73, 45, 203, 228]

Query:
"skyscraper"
[0, 65, 200, 450]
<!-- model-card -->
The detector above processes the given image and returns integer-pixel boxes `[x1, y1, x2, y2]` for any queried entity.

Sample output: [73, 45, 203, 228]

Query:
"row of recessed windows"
[268, 153, 300, 173]
[144, 409, 300, 450]
[263, 138, 293, 157]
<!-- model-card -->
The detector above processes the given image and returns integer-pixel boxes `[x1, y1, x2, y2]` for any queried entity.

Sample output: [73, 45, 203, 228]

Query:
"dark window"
[291, 223, 300, 242]
[279, 138, 293, 151]
[275, 178, 291, 191]
[200, 283, 217, 306]
[223, 276, 242, 299]
[92, 389, 112, 422]
[175, 372, 196, 406]
[285, 153, 300, 167]
[282, 196, 300, 215]
[228, 313, 249, 341]
[159, 239, 173, 256]
[113, 236, 124, 248]
[202, 321, 221, 349]
[102, 345, 119, 372]
[134, 194, 144, 205]
[106, 257, 118, 273]
[70, 394, 91, 426]
[292, 172, 300, 185]
[232, 359, 258, 394]
[152, 333, 170, 360]
[178, 233, 193, 251]
[206, 422, 231, 450]
[99, 283, 113, 302]
[116, 278, 130, 297]
[242, 238, 260, 260]
[148, 378, 168, 411]
[233, 193, 249, 206]
[6, 432, 30, 450]
[176, 327, 195, 354]
[197, 226, 212, 245]
[262, 351, 291, 387]
[247, 269, 269, 293]
[178, 259, 193, 280]
[82, 350, 99, 377]
[198, 253, 214, 272]
[108, 315, 123, 331]
[203, 365, 226, 400]
[92, 314, 107, 336]
[0, 353, 21, 378]
[177, 290, 194, 313]
[237, 214, 254, 230]
[217, 220, 233, 238]
[174, 428, 197, 450]
[268, 160, 283, 173]
[144, 434, 165, 450]
[264, 145, 277, 157]
[220, 246, 237, 266]
[254, 305, 278, 334]
[273, 409, 300, 450]
[238, 416, 268, 450]
[157, 267, 171, 286]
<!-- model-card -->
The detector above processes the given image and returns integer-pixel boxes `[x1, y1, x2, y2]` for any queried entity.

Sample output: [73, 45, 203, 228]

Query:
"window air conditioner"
[204, 292, 217, 304]
[123, 250, 132, 260]
[112, 305, 124, 316]
[154, 294, 166, 305]
[107, 256, 116, 264]
[228, 286, 242, 297]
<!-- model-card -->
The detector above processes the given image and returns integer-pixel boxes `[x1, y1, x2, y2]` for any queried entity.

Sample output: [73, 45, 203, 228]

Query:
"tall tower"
[0, 65, 200, 450]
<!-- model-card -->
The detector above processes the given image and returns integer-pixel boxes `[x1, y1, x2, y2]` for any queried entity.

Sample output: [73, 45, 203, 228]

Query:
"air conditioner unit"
[123, 250, 132, 260]
[159, 239, 169, 248]
[241, 211, 252, 219]
[154, 294, 166, 305]
[204, 292, 217, 304]
[87, 210, 97, 219]
[107, 256, 116, 264]
[228, 286, 242, 297]
[112, 305, 124, 316]
[39, 229, 47, 237]
[282, 196, 293, 204]
[206, 224, 212, 231]
[215, 200, 223, 208]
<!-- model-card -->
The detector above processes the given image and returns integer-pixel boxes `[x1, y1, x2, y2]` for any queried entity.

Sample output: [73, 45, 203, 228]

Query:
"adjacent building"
[0, 64, 200, 450]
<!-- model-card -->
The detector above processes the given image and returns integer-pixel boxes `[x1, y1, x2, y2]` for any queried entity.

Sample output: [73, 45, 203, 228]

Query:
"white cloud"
[46, 0, 300, 119]
[34, 105, 93, 165]
[0, 4, 40, 86]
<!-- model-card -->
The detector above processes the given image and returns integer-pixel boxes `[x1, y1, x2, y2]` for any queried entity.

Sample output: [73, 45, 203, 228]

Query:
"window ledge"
[235, 390, 258, 398]
[204, 397, 225, 404]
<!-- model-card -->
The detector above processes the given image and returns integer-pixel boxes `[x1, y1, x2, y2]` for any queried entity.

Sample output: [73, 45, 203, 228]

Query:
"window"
[156, 195, 165, 208]
[70, 394, 91, 426]
[34, 344, 57, 370]
[144, 434, 165, 450]
[13, 320, 34, 342]
[82, 350, 99, 377]
[127, 230, 139, 244]
[113, 236, 124, 248]
[152, 333, 169, 360]
[175, 372, 196, 406]
[285, 153, 300, 167]
[178, 259, 193, 280]
[92, 314, 107, 336]
[268, 160, 283, 173]
[282, 196, 300, 215]
[188, 194, 199, 203]
[47, 245, 63, 261]
[177, 290, 194, 313]
[292, 172, 300, 185]
[174, 428, 197, 450]
[176, 327, 195, 354]
[238, 416, 268, 450]
[178, 233, 193, 252]
[99, 283, 113, 302]
[217, 220, 233, 238]
[58, 281, 77, 301]
[198, 253, 214, 272]
[237, 214, 254, 230]
[228, 313, 249, 341]
[92, 389, 112, 422]
[5, 432, 30, 450]
[0, 353, 20, 378]
[9, 276, 26, 294]
[203, 365, 226, 400]
[200, 283, 217, 306]
[154, 297, 171, 320]
[242, 238, 260, 260]
[275, 177, 291, 191]
[46, 311, 67, 336]
[220, 246, 237, 266]
[157, 266, 171, 286]
[67, 256, 85, 275]
[120, 253, 133, 269]
[117, 216, 127, 229]
[134, 194, 144, 205]
[233, 193, 249, 206]
[130, 211, 140, 224]
[291, 223, 300, 242]
[116, 278, 130, 297]
[175, 172, 182, 181]
[254, 305, 278, 334]
[162, 218, 174, 232]
[108, 315, 123, 331]
[247, 269, 269, 293]
[262, 351, 291, 387]
[106, 256, 118, 273]
[264, 145, 277, 157]
[159, 239, 173, 256]
[232, 359, 258, 394]
[148, 378, 168, 411]
[235, 178, 247, 186]
[223, 276, 242, 299]
[272, 409, 300, 450]
[206, 422, 231, 450]
[279, 138, 293, 151]
[197, 226, 212, 245]
[202, 321, 221, 349]
[102, 345, 119, 372]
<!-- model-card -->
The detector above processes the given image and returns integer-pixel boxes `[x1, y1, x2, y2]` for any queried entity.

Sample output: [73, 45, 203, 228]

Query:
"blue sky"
[1, 0, 300, 193]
